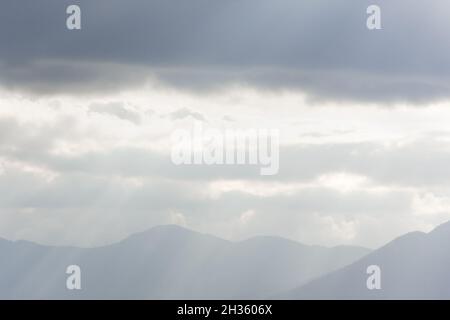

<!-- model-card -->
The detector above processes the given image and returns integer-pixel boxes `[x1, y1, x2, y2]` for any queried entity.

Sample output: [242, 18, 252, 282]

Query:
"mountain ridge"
[0, 224, 371, 251]
[284, 220, 450, 299]
[0, 224, 370, 299]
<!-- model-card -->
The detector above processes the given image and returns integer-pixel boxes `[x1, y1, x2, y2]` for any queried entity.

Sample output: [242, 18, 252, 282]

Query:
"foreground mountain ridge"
[285, 220, 450, 299]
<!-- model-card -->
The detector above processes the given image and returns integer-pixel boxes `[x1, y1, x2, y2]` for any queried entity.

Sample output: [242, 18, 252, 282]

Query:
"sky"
[1, 0, 450, 248]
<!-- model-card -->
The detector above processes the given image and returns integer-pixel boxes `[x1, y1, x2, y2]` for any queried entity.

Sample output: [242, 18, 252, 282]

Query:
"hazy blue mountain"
[285, 220, 450, 299]
[0, 225, 369, 299]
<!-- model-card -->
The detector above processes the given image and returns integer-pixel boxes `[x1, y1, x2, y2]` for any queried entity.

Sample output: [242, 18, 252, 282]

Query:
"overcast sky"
[1, 0, 450, 248]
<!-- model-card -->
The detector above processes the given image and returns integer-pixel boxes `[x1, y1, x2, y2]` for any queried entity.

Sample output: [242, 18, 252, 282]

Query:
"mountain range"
[0, 225, 368, 299]
[3, 221, 450, 299]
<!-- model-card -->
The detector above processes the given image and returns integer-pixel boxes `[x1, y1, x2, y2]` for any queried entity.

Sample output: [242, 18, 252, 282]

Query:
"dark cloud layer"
[1, 0, 450, 102]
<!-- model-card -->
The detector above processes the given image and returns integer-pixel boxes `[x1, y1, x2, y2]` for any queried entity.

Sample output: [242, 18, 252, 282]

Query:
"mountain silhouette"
[0, 225, 369, 299]
[285, 220, 450, 299]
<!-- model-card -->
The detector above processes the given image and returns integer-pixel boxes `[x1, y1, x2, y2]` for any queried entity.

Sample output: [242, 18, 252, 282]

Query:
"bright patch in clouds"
[316, 173, 369, 193]
[239, 210, 256, 226]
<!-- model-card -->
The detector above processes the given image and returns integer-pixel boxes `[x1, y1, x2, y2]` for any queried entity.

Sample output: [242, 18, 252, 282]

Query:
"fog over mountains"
[0, 225, 368, 299]
[3, 220, 450, 299]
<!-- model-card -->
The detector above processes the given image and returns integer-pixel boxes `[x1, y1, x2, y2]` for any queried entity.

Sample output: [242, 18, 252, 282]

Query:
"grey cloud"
[1, 0, 450, 103]
[222, 116, 236, 122]
[89, 101, 141, 124]
[168, 107, 206, 122]
[0, 60, 150, 96]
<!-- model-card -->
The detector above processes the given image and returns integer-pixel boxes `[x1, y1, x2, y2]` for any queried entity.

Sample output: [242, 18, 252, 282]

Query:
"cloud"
[222, 116, 235, 122]
[89, 102, 141, 124]
[0, 60, 151, 96]
[3, 113, 450, 189]
[1, 0, 450, 103]
[2, 1, 450, 252]
[239, 209, 256, 225]
[1, 111, 450, 248]
[0, 158, 418, 248]
[168, 107, 206, 122]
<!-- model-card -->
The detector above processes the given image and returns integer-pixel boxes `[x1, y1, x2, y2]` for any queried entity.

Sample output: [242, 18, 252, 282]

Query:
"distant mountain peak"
[119, 224, 231, 247]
